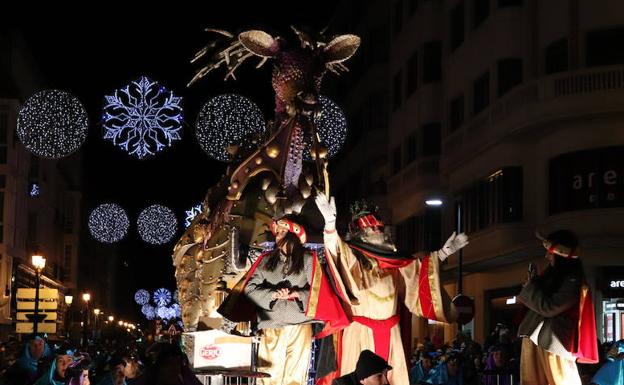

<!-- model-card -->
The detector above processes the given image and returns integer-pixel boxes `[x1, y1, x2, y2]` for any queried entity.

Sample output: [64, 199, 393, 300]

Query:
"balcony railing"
[443, 65, 624, 165]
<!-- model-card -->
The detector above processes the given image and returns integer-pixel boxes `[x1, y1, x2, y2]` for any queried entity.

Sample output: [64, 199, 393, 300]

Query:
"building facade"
[333, 0, 624, 351]
[0, 30, 82, 338]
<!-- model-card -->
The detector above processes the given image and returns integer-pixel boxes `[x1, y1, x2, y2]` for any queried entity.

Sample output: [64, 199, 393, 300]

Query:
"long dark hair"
[264, 231, 306, 275]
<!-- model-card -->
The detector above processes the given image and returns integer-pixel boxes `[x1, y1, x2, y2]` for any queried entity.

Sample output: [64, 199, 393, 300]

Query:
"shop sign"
[549, 146, 624, 214]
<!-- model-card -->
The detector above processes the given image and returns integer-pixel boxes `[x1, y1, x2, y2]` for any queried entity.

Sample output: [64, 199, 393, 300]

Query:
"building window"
[449, 94, 465, 131]
[422, 123, 441, 157]
[498, 0, 522, 7]
[392, 146, 402, 174]
[497, 58, 523, 97]
[406, 132, 417, 164]
[27, 212, 37, 245]
[473, 71, 490, 114]
[450, 2, 465, 51]
[474, 0, 489, 28]
[0, 175, 5, 189]
[407, 52, 418, 95]
[460, 167, 523, 233]
[371, 90, 388, 131]
[408, 0, 418, 15]
[64, 198, 74, 234]
[29, 157, 39, 180]
[370, 24, 390, 64]
[393, 0, 404, 37]
[63, 245, 72, 281]
[587, 28, 624, 67]
[393, 69, 404, 110]
[0, 192, 4, 243]
[545, 37, 568, 74]
[396, 210, 441, 254]
[423, 41, 442, 83]
[0, 116, 7, 164]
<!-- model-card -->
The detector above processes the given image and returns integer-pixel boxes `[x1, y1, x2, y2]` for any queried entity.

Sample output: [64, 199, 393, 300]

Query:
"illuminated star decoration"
[134, 289, 150, 305]
[195, 94, 266, 162]
[141, 304, 156, 320]
[88, 203, 130, 243]
[17, 89, 89, 159]
[137, 204, 178, 245]
[184, 204, 202, 228]
[103, 76, 183, 159]
[29, 183, 40, 197]
[153, 288, 172, 307]
[304, 95, 348, 161]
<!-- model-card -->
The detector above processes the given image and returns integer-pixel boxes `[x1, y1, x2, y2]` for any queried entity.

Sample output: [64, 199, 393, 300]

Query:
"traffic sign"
[16, 288, 58, 299]
[16, 323, 56, 334]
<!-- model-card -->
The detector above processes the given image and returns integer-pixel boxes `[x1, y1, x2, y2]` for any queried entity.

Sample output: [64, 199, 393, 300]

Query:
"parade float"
[172, 26, 360, 379]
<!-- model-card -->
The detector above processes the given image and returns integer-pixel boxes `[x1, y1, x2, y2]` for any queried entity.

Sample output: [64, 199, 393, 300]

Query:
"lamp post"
[93, 308, 100, 340]
[81, 293, 90, 348]
[31, 255, 46, 335]
[64, 295, 73, 338]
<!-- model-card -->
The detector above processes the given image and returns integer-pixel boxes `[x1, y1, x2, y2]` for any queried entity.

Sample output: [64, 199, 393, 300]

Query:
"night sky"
[13, 2, 342, 319]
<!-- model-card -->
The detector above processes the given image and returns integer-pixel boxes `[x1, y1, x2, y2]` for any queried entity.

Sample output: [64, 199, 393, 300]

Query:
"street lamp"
[81, 293, 90, 348]
[93, 308, 101, 340]
[425, 199, 443, 206]
[31, 255, 46, 335]
[64, 295, 73, 338]
[108, 315, 114, 322]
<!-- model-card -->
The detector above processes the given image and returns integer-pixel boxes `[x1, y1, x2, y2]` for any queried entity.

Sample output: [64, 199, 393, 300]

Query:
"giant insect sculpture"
[173, 27, 360, 331]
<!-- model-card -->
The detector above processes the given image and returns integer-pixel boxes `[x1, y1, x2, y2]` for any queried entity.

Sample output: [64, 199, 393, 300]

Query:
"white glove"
[314, 192, 336, 230]
[438, 231, 469, 261]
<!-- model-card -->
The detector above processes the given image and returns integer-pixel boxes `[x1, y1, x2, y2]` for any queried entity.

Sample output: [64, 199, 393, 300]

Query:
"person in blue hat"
[1, 334, 51, 385]
[591, 340, 624, 385]
[409, 352, 435, 384]
[33, 353, 72, 385]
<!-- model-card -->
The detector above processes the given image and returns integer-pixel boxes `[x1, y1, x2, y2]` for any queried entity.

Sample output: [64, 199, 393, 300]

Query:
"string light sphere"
[134, 289, 150, 305]
[304, 95, 348, 161]
[171, 303, 181, 318]
[153, 288, 172, 307]
[103, 76, 183, 159]
[156, 306, 171, 320]
[184, 204, 202, 228]
[141, 304, 155, 320]
[17, 89, 89, 159]
[88, 203, 130, 243]
[137, 205, 178, 245]
[195, 94, 266, 162]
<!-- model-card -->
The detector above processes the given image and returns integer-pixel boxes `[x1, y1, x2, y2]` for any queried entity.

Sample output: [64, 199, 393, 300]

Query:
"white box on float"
[182, 329, 252, 370]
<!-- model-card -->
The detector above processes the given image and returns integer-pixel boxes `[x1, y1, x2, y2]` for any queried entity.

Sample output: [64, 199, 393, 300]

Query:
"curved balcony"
[442, 65, 624, 171]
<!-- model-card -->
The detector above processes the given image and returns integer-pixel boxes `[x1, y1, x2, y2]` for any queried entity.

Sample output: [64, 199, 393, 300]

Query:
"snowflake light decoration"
[103, 76, 183, 159]
[156, 306, 170, 320]
[141, 304, 155, 320]
[88, 203, 130, 243]
[134, 289, 150, 305]
[137, 204, 177, 245]
[184, 204, 203, 228]
[304, 95, 348, 161]
[195, 94, 266, 162]
[17, 89, 89, 159]
[153, 288, 172, 307]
